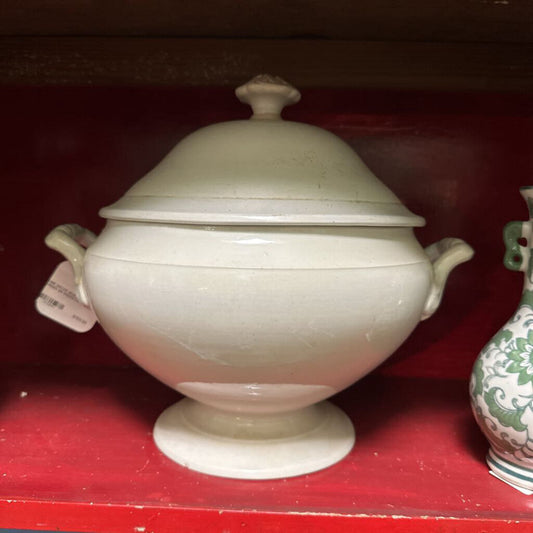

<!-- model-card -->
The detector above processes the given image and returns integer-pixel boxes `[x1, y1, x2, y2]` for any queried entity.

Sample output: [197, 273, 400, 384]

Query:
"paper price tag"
[35, 261, 97, 333]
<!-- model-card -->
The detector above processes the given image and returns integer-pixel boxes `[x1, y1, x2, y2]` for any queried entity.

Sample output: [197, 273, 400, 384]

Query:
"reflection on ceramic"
[471, 187, 533, 492]
[45, 75, 473, 480]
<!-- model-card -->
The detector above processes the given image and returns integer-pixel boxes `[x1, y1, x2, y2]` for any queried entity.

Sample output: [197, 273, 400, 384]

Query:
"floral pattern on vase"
[470, 186, 533, 491]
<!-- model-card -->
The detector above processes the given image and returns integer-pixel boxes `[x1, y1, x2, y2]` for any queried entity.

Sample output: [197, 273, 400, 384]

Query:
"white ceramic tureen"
[45, 75, 473, 479]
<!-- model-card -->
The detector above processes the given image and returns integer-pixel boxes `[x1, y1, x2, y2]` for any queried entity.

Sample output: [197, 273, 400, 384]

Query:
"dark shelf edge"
[2, 0, 533, 44]
[1, 37, 532, 92]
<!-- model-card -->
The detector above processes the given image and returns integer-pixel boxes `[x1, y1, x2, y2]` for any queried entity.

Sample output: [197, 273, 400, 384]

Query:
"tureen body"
[44, 76, 473, 479]
[85, 222, 432, 410]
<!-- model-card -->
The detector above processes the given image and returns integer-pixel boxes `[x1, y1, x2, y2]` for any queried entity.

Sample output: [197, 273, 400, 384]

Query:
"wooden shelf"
[2, 0, 533, 43]
[0, 365, 530, 532]
[1, 37, 532, 92]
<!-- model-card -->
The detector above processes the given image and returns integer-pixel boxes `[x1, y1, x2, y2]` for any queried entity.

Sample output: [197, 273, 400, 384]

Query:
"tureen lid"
[100, 75, 424, 227]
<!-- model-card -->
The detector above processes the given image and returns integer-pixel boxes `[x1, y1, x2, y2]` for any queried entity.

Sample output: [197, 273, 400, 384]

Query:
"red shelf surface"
[0, 365, 531, 532]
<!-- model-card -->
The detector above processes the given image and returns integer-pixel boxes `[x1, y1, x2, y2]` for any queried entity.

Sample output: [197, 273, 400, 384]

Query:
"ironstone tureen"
[44, 75, 473, 479]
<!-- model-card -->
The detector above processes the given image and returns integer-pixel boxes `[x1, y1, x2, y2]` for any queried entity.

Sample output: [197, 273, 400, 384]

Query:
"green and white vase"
[470, 187, 533, 491]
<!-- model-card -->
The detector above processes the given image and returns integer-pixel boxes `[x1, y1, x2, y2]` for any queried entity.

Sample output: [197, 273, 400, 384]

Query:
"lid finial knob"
[236, 74, 301, 120]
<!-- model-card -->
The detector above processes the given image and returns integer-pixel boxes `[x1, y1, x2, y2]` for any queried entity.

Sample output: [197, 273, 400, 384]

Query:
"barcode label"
[35, 261, 97, 333]
[38, 293, 65, 310]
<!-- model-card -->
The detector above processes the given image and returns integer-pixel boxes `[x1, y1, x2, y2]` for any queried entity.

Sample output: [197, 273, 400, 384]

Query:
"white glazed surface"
[100, 120, 424, 226]
[84, 221, 432, 413]
[87, 221, 427, 267]
[153, 399, 355, 479]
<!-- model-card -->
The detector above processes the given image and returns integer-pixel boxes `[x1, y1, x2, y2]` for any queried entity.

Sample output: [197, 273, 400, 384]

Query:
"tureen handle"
[45, 224, 97, 306]
[236, 74, 301, 120]
[421, 238, 474, 321]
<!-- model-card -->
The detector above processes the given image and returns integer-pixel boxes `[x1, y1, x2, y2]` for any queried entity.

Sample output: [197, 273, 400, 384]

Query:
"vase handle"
[45, 223, 97, 305]
[504, 221, 530, 272]
[421, 238, 474, 321]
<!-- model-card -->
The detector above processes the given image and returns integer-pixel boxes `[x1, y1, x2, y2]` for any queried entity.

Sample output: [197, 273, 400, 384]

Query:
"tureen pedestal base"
[153, 398, 355, 480]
